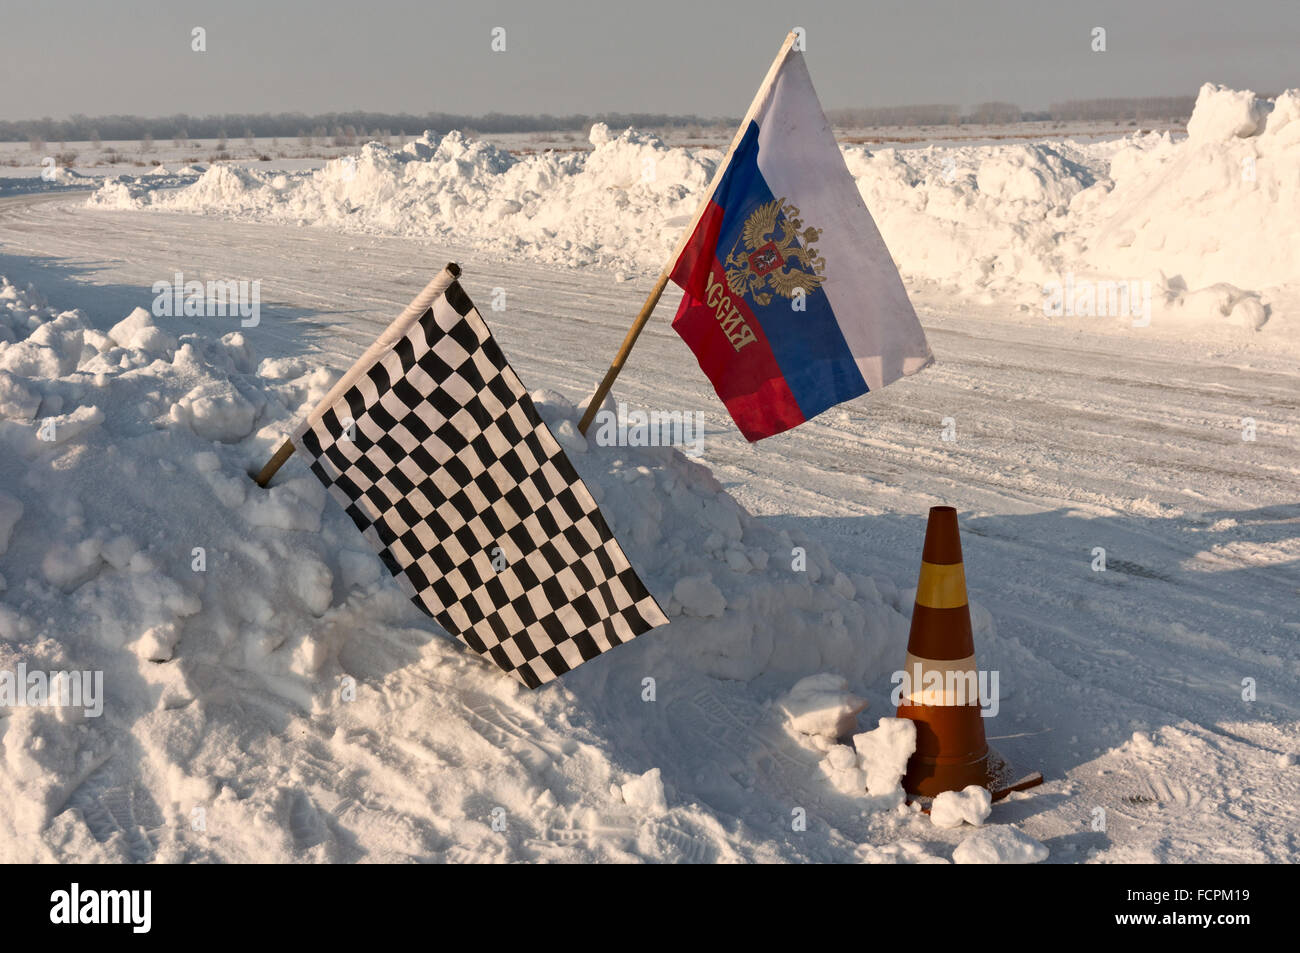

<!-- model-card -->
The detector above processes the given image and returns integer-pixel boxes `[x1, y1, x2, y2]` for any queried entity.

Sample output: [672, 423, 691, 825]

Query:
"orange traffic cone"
[896, 506, 1042, 801]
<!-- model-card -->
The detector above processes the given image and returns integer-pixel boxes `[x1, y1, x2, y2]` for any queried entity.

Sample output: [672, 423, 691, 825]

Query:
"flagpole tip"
[446, 262, 461, 277]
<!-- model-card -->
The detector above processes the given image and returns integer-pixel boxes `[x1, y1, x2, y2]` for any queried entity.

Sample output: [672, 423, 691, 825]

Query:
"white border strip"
[292, 263, 461, 442]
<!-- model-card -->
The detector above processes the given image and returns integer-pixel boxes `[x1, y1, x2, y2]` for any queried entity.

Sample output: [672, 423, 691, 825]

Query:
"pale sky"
[2, 0, 1297, 120]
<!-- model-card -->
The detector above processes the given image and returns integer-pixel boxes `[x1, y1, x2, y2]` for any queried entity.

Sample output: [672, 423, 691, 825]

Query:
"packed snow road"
[1, 194, 1297, 862]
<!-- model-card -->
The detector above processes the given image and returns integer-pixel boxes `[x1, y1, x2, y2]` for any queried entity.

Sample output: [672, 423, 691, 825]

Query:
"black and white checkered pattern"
[294, 277, 667, 688]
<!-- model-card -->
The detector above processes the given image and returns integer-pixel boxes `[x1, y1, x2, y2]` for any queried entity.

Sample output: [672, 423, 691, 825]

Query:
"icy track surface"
[0, 193, 1297, 864]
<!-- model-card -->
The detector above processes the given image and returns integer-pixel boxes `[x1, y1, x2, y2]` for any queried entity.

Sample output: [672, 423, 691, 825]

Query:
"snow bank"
[845, 140, 1099, 296]
[91, 127, 716, 274]
[853, 84, 1298, 327]
[43, 167, 94, 187]
[93, 85, 1300, 334]
[71, 166, 204, 205]
[1081, 84, 1300, 310]
[0, 274, 920, 861]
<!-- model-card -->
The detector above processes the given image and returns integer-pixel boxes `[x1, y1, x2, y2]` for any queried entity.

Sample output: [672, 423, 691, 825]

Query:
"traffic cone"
[896, 506, 1042, 800]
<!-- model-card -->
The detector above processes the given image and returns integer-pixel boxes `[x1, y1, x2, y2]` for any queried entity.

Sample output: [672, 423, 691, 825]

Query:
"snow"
[108, 307, 177, 355]
[0, 492, 22, 555]
[671, 574, 727, 619]
[88, 127, 713, 277]
[618, 768, 669, 814]
[952, 825, 1049, 864]
[857, 839, 950, 864]
[0, 371, 41, 420]
[85, 86, 1300, 337]
[853, 717, 917, 799]
[797, 714, 919, 805]
[777, 673, 868, 742]
[1081, 85, 1300, 309]
[1185, 84, 1269, 143]
[930, 784, 992, 828]
[169, 376, 261, 443]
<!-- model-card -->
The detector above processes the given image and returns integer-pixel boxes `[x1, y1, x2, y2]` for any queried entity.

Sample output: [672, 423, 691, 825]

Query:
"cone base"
[904, 743, 1024, 795]
[990, 772, 1045, 801]
[907, 771, 1045, 813]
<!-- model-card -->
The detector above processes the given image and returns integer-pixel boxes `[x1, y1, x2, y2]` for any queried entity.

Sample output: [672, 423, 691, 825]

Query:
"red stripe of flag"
[671, 202, 805, 441]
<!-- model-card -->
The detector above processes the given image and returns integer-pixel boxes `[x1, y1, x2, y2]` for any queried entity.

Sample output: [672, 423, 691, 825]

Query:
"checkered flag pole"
[291, 264, 668, 688]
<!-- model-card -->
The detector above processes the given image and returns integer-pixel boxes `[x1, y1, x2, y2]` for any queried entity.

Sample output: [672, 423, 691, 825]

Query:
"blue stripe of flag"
[707, 122, 868, 420]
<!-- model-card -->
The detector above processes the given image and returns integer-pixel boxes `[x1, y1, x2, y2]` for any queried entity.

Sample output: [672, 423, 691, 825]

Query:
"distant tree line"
[3, 96, 1206, 143]
[826, 103, 964, 126]
[0, 111, 736, 143]
[826, 96, 1198, 127]
[1043, 96, 1197, 121]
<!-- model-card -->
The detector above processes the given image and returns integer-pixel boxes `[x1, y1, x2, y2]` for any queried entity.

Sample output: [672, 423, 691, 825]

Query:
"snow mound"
[853, 716, 917, 797]
[857, 839, 950, 864]
[844, 143, 1089, 294]
[91, 128, 718, 274]
[42, 167, 93, 186]
[777, 672, 868, 743]
[108, 306, 177, 355]
[804, 715, 916, 803]
[81, 166, 206, 208]
[0, 274, 914, 862]
[952, 825, 1049, 864]
[618, 767, 669, 814]
[1186, 83, 1269, 143]
[931, 784, 992, 828]
[1081, 85, 1300, 307]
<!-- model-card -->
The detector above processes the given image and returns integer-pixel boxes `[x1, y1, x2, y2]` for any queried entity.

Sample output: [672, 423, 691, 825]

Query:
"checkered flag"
[291, 263, 668, 688]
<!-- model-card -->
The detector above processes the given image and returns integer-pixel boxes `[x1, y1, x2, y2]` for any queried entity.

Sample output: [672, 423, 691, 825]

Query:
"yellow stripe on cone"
[915, 560, 968, 609]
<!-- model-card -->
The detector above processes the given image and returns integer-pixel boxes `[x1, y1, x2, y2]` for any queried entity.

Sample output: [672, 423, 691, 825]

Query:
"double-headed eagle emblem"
[724, 198, 827, 306]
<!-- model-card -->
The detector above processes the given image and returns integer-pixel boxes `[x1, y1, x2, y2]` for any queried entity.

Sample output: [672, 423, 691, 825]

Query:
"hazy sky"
[2, 0, 1297, 120]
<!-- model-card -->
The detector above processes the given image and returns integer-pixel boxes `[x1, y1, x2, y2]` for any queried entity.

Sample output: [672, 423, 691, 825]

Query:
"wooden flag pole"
[251, 262, 463, 488]
[576, 30, 800, 437]
[253, 438, 295, 487]
[576, 268, 673, 435]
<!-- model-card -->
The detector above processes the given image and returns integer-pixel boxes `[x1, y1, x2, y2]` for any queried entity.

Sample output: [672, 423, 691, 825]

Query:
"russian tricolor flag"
[669, 38, 933, 441]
